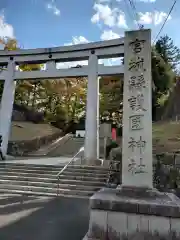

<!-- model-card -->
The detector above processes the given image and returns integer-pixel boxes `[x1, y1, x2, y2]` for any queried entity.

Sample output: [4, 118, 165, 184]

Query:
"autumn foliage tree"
[0, 37, 87, 128]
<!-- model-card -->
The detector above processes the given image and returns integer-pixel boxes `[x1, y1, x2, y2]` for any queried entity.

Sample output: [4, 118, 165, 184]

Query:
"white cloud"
[0, 13, 14, 39]
[91, 3, 127, 28]
[100, 30, 123, 66]
[64, 36, 89, 46]
[57, 36, 89, 69]
[97, 0, 110, 2]
[71, 36, 89, 45]
[58, 34, 122, 68]
[116, 0, 156, 1]
[154, 11, 171, 25]
[46, 0, 60, 16]
[137, 11, 171, 25]
[139, 0, 156, 2]
[91, 3, 117, 27]
[101, 30, 121, 40]
[56, 61, 87, 69]
[117, 13, 128, 28]
[138, 12, 152, 24]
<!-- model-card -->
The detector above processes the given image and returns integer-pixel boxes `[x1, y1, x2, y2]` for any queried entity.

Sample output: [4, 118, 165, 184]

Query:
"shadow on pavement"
[0, 195, 89, 240]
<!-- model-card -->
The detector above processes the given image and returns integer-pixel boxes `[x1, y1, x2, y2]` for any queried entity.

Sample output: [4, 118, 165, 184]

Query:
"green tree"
[151, 48, 175, 120]
[155, 35, 180, 70]
[0, 37, 42, 107]
[99, 75, 123, 126]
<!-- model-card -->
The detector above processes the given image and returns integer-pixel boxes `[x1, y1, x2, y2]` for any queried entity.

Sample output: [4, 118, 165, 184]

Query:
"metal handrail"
[56, 146, 84, 196]
[56, 146, 84, 179]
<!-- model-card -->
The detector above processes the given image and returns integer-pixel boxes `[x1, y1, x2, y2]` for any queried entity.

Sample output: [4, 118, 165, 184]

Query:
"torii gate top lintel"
[0, 37, 125, 65]
[0, 37, 125, 80]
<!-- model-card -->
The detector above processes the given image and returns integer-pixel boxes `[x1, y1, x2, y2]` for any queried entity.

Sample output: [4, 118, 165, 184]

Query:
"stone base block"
[102, 159, 111, 167]
[82, 159, 103, 166]
[83, 187, 180, 239]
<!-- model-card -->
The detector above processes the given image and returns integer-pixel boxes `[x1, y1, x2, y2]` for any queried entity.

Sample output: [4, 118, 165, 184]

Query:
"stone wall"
[12, 110, 26, 121]
[12, 103, 44, 123]
[7, 130, 63, 156]
[106, 152, 180, 197]
[87, 222, 180, 239]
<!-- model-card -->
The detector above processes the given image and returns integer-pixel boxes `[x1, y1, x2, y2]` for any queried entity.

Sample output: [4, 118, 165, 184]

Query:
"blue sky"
[0, 0, 179, 50]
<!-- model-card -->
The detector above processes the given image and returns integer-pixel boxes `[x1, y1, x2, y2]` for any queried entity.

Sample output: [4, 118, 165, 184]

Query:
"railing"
[56, 146, 84, 196]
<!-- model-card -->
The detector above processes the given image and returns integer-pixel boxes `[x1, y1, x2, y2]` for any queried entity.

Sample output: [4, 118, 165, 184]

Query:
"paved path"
[0, 194, 89, 240]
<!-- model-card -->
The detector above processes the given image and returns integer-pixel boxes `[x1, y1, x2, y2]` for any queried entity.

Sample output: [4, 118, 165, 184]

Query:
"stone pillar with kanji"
[83, 30, 180, 240]
[122, 29, 152, 188]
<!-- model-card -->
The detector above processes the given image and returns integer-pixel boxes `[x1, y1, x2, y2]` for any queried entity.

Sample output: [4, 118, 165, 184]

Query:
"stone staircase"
[47, 137, 84, 157]
[47, 137, 105, 158]
[0, 162, 109, 198]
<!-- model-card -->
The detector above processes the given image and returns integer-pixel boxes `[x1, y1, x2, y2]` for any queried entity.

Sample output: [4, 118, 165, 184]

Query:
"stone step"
[0, 171, 106, 182]
[0, 184, 95, 197]
[59, 174, 106, 182]
[68, 165, 108, 172]
[0, 165, 108, 174]
[0, 168, 60, 174]
[0, 171, 57, 178]
[63, 171, 107, 177]
[0, 160, 109, 198]
[0, 179, 102, 191]
[0, 175, 106, 186]
[0, 164, 64, 170]
[0, 168, 107, 178]
[0, 163, 109, 172]
[0, 189, 89, 199]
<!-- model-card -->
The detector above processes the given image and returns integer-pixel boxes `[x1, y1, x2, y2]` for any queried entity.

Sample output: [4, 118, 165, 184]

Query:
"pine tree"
[155, 35, 180, 70]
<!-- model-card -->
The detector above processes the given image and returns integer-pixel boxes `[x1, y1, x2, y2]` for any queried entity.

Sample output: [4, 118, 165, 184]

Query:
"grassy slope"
[9, 121, 61, 141]
[153, 121, 180, 153]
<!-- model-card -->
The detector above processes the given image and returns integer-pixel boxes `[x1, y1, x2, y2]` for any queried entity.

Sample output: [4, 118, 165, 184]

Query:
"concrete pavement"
[0, 194, 89, 240]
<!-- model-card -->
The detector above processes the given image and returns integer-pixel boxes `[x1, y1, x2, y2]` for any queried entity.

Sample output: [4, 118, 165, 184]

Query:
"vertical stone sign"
[122, 29, 152, 188]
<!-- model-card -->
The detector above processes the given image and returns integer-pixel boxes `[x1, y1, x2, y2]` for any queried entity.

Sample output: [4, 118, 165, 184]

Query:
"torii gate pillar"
[84, 52, 100, 165]
[0, 60, 16, 157]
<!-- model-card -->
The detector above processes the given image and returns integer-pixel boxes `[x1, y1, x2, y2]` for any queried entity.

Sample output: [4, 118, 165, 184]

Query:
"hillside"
[161, 79, 180, 121]
[9, 121, 61, 141]
[153, 121, 180, 153]
[7, 120, 180, 155]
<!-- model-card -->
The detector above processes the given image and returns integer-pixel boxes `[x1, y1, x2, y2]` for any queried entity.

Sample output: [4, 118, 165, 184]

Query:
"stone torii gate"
[0, 35, 124, 163]
[1, 29, 180, 240]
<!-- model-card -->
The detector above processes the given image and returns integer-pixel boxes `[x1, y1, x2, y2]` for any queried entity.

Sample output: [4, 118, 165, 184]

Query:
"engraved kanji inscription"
[128, 136, 146, 154]
[129, 114, 144, 130]
[128, 93, 146, 111]
[136, 158, 146, 174]
[128, 95, 136, 111]
[129, 57, 145, 72]
[128, 158, 147, 175]
[128, 158, 136, 175]
[129, 75, 146, 92]
[129, 38, 145, 54]
[128, 137, 136, 152]
[136, 94, 146, 111]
